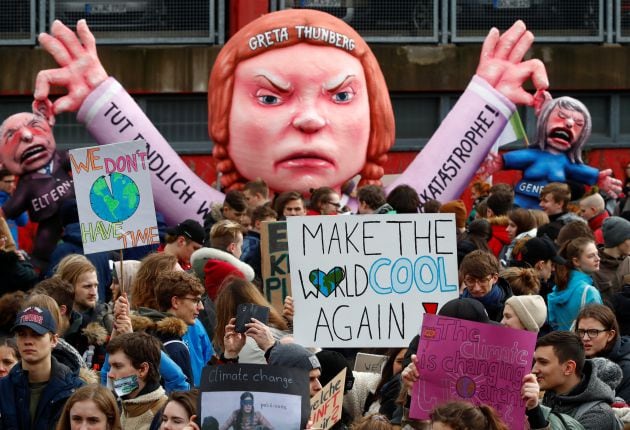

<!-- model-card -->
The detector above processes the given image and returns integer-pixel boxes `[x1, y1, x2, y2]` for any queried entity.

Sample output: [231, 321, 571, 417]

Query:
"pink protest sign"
[409, 314, 537, 429]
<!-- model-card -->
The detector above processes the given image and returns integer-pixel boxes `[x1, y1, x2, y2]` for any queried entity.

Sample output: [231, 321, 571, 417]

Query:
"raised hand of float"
[598, 169, 623, 198]
[476, 21, 548, 106]
[35, 19, 108, 114]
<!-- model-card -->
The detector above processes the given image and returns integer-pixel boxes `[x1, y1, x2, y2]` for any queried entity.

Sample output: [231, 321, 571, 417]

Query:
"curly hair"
[131, 252, 178, 309]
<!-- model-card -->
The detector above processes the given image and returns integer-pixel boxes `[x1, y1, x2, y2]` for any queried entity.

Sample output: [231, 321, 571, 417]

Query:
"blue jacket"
[183, 318, 214, 386]
[503, 148, 600, 209]
[0, 356, 84, 430]
[100, 350, 190, 393]
[548, 270, 603, 331]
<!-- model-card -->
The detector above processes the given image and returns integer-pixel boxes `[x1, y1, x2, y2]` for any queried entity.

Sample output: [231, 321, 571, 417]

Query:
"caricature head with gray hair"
[533, 96, 591, 164]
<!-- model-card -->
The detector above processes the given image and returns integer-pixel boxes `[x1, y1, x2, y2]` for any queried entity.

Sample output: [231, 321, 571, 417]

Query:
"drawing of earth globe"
[89, 173, 140, 223]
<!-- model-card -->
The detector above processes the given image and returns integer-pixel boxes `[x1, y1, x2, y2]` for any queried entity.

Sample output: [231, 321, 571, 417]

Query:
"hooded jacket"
[605, 336, 630, 403]
[593, 247, 630, 303]
[542, 359, 619, 430]
[191, 247, 255, 300]
[548, 270, 603, 331]
[0, 356, 85, 430]
[133, 309, 193, 385]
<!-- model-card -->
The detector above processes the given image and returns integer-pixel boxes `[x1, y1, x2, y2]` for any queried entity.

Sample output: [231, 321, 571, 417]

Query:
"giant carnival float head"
[207, 9, 395, 194]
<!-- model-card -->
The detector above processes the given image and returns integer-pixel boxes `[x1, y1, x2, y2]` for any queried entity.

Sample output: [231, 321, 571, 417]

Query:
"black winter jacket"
[0, 356, 85, 429]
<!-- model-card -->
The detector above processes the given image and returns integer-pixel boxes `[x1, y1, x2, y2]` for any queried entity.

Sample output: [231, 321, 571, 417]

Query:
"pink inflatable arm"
[389, 21, 548, 208]
[34, 20, 224, 225]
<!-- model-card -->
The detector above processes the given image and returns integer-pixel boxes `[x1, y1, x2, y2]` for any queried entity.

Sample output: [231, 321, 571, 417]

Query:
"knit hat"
[504, 295, 547, 332]
[440, 200, 467, 230]
[438, 298, 491, 323]
[603, 216, 630, 248]
[268, 343, 321, 371]
[519, 237, 565, 266]
[591, 357, 623, 391]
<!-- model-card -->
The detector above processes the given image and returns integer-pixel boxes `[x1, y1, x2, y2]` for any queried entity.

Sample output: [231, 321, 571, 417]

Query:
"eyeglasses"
[463, 274, 495, 288]
[180, 296, 203, 305]
[1, 179, 15, 184]
[577, 328, 609, 339]
[326, 201, 341, 208]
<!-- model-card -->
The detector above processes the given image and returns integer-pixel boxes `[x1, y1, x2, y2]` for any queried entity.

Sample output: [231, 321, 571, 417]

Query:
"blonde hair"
[55, 254, 96, 287]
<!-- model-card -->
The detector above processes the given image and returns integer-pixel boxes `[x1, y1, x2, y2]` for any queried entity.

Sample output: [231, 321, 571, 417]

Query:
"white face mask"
[113, 374, 139, 397]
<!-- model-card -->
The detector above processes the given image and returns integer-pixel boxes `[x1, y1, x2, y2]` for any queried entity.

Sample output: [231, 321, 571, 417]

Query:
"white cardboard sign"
[70, 140, 159, 254]
[287, 214, 459, 347]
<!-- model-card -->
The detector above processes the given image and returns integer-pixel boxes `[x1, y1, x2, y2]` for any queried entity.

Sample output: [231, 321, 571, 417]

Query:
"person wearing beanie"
[439, 200, 467, 238]
[592, 216, 630, 303]
[267, 342, 322, 397]
[501, 295, 547, 333]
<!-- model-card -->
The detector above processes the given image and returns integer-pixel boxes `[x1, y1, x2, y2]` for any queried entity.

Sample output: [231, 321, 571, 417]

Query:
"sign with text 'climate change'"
[70, 140, 159, 254]
[287, 214, 459, 347]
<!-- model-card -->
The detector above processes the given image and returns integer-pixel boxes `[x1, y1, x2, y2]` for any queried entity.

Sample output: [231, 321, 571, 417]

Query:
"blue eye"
[258, 94, 280, 105]
[333, 90, 354, 103]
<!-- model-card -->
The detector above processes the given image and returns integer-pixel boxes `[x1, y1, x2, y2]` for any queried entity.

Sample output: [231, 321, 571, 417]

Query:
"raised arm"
[389, 21, 548, 208]
[34, 20, 225, 225]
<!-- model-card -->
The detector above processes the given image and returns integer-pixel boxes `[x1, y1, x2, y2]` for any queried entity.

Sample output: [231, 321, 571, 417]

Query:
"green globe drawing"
[89, 173, 141, 223]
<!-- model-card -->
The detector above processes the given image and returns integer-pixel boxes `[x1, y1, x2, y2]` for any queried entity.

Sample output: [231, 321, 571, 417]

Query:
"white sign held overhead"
[287, 214, 460, 348]
[70, 140, 159, 254]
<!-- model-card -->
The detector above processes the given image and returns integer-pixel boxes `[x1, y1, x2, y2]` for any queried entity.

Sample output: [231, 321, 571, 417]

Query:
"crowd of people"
[3, 170, 630, 429]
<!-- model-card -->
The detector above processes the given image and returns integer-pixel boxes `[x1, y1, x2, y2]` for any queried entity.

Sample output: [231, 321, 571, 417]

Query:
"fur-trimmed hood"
[191, 247, 255, 283]
[132, 308, 188, 338]
[81, 322, 109, 346]
[487, 215, 510, 227]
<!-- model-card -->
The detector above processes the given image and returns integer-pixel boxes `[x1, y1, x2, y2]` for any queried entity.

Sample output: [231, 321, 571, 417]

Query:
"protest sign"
[354, 353, 388, 374]
[199, 364, 311, 429]
[410, 314, 537, 429]
[69, 140, 158, 254]
[287, 214, 460, 348]
[310, 368, 346, 430]
[261, 220, 292, 313]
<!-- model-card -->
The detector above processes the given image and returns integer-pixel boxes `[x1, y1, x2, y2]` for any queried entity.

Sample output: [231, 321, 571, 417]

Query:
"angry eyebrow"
[253, 73, 292, 93]
[323, 74, 356, 92]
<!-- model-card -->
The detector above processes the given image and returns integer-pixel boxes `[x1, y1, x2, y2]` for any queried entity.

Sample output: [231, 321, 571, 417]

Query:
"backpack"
[573, 400, 623, 430]
[540, 404, 585, 430]
[547, 411, 585, 430]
